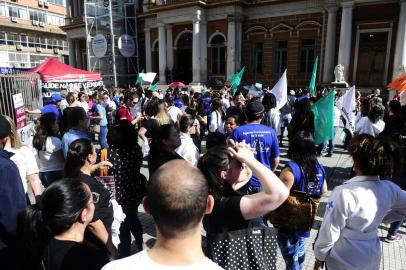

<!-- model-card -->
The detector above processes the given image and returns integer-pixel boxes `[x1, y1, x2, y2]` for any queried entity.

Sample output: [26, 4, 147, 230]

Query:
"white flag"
[140, 72, 157, 83]
[271, 69, 287, 110]
[338, 85, 356, 134]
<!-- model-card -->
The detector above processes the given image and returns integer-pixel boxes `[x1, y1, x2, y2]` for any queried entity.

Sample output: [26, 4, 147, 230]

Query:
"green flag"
[136, 69, 144, 85]
[230, 66, 246, 94]
[150, 82, 159, 91]
[311, 90, 335, 145]
[308, 56, 318, 96]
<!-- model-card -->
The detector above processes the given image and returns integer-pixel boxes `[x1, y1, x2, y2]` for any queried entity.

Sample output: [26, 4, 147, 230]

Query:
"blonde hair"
[155, 101, 171, 126]
[4, 115, 23, 149]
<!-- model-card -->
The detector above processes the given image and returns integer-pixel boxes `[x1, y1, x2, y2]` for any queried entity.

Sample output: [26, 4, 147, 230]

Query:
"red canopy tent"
[30, 58, 102, 82]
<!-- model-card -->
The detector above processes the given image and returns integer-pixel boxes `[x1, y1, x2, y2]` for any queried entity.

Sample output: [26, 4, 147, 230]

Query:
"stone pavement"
[137, 134, 406, 270]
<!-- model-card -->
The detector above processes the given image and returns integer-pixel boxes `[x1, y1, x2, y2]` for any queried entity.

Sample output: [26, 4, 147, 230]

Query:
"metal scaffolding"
[84, 0, 139, 88]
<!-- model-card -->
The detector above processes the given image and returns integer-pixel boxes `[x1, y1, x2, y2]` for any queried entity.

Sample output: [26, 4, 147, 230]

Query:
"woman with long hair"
[288, 97, 315, 142]
[276, 131, 327, 269]
[17, 178, 109, 270]
[33, 113, 64, 187]
[107, 121, 146, 257]
[262, 93, 281, 136]
[3, 115, 43, 203]
[209, 98, 225, 134]
[64, 138, 117, 257]
[355, 104, 385, 137]
[148, 124, 183, 175]
[314, 135, 406, 270]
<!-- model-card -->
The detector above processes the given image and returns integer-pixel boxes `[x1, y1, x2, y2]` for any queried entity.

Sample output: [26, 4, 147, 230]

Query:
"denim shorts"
[277, 230, 306, 270]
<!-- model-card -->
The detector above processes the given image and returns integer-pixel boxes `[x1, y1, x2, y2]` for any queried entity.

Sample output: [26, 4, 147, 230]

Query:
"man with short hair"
[0, 115, 27, 270]
[62, 107, 91, 157]
[102, 160, 222, 270]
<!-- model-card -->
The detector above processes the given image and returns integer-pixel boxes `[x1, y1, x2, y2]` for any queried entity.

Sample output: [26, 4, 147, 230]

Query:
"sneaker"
[386, 233, 402, 242]
[325, 153, 333, 157]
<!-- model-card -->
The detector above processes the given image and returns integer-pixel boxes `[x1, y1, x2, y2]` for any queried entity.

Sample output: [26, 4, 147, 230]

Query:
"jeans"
[318, 126, 338, 155]
[388, 220, 404, 235]
[99, 125, 109, 149]
[118, 204, 143, 258]
[277, 230, 306, 270]
[39, 170, 63, 187]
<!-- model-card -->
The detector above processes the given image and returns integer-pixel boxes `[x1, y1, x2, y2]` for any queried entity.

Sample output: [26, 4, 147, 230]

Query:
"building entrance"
[174, 31, 193, 84]
[355, 32, 389, 86]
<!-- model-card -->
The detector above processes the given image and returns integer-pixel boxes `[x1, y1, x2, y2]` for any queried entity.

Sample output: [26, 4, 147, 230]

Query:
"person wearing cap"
[229, 100, 280, 199]
[0, 115, 27, 270]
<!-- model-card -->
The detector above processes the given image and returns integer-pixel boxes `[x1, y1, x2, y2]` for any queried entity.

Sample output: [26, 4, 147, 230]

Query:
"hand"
[227, 139, 254, 163]
[314, 260, 324, 270]
[97, 161, 113, 169]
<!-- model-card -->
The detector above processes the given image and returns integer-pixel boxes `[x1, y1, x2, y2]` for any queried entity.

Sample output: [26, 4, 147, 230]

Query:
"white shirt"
[314, 176, 406, 270]
[209, 111, 225, 134]
[333, 105, 341, 127]
[265, 109, 281, 136]
[37, 136, 64, 172]
[106, 99, 117, 110]
[102, 250, 223, 270]
[221, 97, 230, 110]
[175, 132, 200, 166]
[78, 101, 89, 112]
[168, 106, 182, 123]
[354, 116, 385, 137]
[7, 146, 40, 193]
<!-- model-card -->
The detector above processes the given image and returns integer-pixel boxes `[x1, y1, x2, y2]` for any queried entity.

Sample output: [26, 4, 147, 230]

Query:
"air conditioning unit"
[32, 20, 39, 26]
[11, 17, 18, 23]
[53, 48, 59, 54]
[44, 1, 49, 7]
[38, 0, 44, 6]
[39, 22, 45, 27]
[36, 47, 42, 52]
[16, 45, 22, 50]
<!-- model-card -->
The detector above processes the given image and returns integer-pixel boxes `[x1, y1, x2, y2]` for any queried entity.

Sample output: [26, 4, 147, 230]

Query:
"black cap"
[245, 100, 265, 117]
[0, 115, 11, 139]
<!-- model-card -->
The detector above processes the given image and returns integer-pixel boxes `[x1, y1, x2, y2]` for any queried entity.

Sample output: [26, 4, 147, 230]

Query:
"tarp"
[30, 58, 102, 83]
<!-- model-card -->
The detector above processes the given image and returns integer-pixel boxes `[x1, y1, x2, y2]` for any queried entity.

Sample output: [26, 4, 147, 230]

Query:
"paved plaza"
[137, 130, 406, 270]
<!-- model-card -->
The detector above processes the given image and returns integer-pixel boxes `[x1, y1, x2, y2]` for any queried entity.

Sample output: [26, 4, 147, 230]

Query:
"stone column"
[393, 0, 406, 78]
[68, 39, 76, 67]
[158, 23, 167, 83]
[192, 17, 201, 83]
[323, 6, 338, 82]
[144, 28, 152, 72]
[166, 25, 174, 71]
[235, 17, 243, 71]
[200, 21, 207, 83]
[337, 1, 354, 82]
[227, 15, 236, 79]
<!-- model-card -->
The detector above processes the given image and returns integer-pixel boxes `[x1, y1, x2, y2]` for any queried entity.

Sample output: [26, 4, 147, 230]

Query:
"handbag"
[95, 148, 116, 199]
[206, 227, 279, 270]
[269, 164, 321, 232]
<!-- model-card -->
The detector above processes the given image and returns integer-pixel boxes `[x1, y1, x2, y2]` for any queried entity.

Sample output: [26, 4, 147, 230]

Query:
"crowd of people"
[0, 83, 405, 270]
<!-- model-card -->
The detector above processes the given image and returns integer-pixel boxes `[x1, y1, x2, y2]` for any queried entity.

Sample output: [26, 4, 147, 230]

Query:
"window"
[20, 34, 27, 47]
[0, 32, 6, 45]
[47, 0, 66, 6]
[300, 39, 315, 73]
[273, 41, 287, 74]
[28, 36, 35, 47]
[7, 33, 18, 45]
[250, 42, 263, 74]
[210, 34, 226, 75]
[0, 3, 6, 17]
[8, 6, 18, 18]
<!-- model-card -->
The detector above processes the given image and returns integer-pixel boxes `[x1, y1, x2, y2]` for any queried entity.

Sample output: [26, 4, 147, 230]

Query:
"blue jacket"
[0, 150, 27, 251]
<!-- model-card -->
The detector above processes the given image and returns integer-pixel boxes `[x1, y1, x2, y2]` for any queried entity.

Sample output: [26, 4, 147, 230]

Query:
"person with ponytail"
[17, 178, 109, 270]
[33, 113, 64, 187]
[64, 138, 117, 257]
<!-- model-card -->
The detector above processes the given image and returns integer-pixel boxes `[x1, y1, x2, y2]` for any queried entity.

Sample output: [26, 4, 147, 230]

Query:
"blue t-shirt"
[95, 104, 108, 126]
[286, 161, 325, 237]
[229, 123, 280, 187]
[62, 129, 91, 157]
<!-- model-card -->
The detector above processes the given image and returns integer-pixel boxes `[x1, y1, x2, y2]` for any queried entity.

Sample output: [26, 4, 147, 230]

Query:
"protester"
[175, 114, 200, 166]
[90, 93, 109, 149]
[262, 93, 281, 137]
[226, 94, 246, 125]
[198, 142, 288, 234]
[196, 98, 208, 141]
[276, 131, 327, 269]
[107, 121, 145, 256]
[209, 98, 225, 134]
[0, 115, 27, 270]
[224, 114, 240, 138]
[64, 139, 117, 257]
[62, 107, 91, 157]
[381, 99, 403, 138]
[166, 94, 183, 123]
[229, 100, 280, 197]
[318, 95, 341, 157]
[33, 113, 64, 187]
[3, 115, 43, 203]
[314, 134, 406, 270]
[148, 124, 183, 175]
[78, 92, 90, 112]
[17, 179, 109, 270]
[102, 160, 223, 270]
[185, 107, 201, 150]
[288, 97, 314, 142]
[41, 93, 63, 121]
[116, 93, 142, 125]
[354, 104, 385, 137]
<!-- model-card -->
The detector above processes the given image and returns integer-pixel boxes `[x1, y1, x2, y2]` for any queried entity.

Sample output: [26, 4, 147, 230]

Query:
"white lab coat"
[175, 132, 200, 166]
[314, 176, 406, 270]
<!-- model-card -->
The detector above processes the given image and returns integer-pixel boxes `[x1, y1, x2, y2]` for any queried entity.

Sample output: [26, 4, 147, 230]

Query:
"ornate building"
[137, 0, 406, 88]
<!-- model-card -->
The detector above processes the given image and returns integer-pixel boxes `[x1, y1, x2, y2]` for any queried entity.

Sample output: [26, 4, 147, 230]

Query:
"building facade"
[0, 0, 68, 70]
[137, 0, 406, 88]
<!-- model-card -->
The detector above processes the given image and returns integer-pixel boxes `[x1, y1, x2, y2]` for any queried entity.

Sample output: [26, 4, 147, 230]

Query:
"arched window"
[210, 34, 226, 75]
[176, 32, 193, 48]
[152, 39, 159, 74]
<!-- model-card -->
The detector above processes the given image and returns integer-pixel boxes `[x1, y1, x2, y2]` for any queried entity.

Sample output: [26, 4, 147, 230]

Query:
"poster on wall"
[92, 34, 108, 58]
[12, 93, 26, 129]
[118, 34, 135, 57]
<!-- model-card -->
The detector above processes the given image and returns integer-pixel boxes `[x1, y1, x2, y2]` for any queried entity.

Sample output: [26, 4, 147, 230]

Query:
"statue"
[334, 64, 345, 83]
